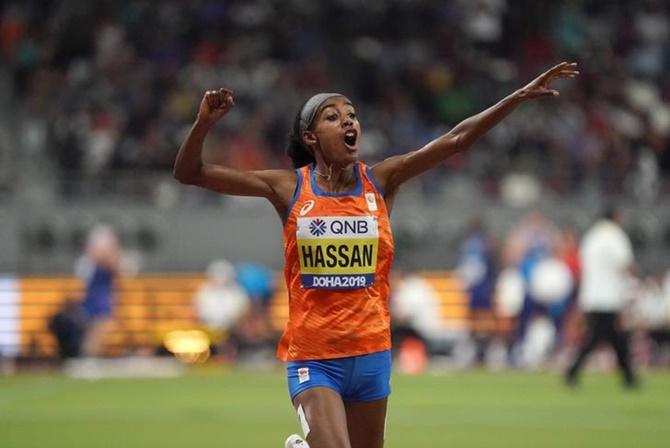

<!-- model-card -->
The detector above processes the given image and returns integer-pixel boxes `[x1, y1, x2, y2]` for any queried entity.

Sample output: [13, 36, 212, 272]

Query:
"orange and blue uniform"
[278, 161, 395, 362]
[281, 161, 395, 402]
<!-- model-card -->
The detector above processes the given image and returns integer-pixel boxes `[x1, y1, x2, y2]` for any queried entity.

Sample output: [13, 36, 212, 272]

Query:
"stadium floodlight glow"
[163, 330, 211, 363]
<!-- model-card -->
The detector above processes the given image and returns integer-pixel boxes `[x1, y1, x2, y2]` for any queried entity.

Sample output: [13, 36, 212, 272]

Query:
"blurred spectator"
[234, 302, 278, 362]
[526, 256, 574, 366]
[557, 225, 581, 284]
[503, 210, 560, 360]
[194, 260, 249, 358]
[236, 262, 275, 308]
[234, 261, 278, 360]
[391, 271, 445, 356]
[565, 206, 638, 388]
[75, 224, 121, 357]
[632, 271, 670, 366]
[503, 210, 559, 269]
[457, 217, 497, 365]
[650, 271, 670, 366]
[553, 225, 581, 346]
[529, 258, 574, 326]
[49, 298, 87, 359]
[519, 315, 556, 370]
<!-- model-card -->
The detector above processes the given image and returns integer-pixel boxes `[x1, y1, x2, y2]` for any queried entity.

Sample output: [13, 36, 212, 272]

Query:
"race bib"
[296, 216, 378, 289]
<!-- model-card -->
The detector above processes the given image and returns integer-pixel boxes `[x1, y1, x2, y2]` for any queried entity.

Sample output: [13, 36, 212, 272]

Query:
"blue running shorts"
[287, 350, 392, 402]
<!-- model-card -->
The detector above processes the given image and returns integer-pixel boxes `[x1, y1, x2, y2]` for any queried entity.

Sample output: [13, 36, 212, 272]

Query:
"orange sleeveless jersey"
[276, 161, 395, 361]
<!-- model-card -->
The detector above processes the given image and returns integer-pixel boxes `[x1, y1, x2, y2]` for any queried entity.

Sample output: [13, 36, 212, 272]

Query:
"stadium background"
[1, 0, 670, 447]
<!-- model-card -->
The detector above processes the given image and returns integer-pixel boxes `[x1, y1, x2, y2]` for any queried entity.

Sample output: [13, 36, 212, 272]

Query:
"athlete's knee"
[299, 407, 350, 448]
[293, 390, 351, 448]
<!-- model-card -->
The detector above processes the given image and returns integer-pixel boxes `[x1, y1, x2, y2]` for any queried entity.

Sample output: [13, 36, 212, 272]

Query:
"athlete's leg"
[292, 387, 351, 448]
[345, 398, 388, 448]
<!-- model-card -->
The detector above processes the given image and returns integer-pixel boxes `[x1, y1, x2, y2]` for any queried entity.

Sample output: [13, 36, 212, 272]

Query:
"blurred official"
[78, 225, 121, 357]
[565, 208, 637, 388]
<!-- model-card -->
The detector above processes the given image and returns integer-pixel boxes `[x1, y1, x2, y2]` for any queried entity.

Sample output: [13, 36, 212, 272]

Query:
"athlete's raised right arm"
[173, 89, 295, 213]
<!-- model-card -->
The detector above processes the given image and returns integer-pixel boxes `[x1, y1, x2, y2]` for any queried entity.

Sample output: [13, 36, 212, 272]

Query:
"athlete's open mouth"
[344, 130, 357, 147]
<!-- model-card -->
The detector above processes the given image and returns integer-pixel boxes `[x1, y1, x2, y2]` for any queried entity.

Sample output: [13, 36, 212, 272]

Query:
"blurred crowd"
[1, 0, 669, 200]
[391, 208, 670, 373]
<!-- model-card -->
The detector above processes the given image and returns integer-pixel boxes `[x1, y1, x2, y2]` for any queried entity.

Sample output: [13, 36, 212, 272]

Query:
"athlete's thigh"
[345, 398, 388, 448]
[293, 387, 351, 448]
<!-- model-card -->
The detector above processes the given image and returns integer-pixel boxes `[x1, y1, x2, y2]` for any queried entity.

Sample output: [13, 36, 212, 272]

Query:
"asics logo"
[299, 200, 315, 216]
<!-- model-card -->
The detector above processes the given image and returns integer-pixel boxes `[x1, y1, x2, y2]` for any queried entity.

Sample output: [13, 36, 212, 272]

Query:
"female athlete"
[174, 62, 579, 448]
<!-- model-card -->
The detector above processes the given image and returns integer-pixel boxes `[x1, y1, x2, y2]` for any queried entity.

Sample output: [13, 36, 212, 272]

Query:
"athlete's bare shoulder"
[251, 168, 298, 217]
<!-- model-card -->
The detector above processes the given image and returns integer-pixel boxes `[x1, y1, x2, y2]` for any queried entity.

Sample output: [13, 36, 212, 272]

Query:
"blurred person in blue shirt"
[236, 262, 275, 309]
[234, 262, 279, 360]
[457, 218, 497, 365]
[75, 224, 121, 357]
[503, 210, 561, 364]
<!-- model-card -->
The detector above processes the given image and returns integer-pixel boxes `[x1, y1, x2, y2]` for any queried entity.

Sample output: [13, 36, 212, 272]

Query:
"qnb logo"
[309, 218, 327, 236]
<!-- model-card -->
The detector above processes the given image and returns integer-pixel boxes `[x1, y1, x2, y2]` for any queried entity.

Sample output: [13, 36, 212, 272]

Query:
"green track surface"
[1, 368, 668, 447]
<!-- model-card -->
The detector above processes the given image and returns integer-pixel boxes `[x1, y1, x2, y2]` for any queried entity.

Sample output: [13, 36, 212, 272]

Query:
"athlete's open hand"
[515, 62, 579, 100]
[197, 88, 234, 126]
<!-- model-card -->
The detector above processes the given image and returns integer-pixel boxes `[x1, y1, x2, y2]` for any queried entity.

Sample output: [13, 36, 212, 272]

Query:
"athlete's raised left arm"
[372, 62, 579, 199]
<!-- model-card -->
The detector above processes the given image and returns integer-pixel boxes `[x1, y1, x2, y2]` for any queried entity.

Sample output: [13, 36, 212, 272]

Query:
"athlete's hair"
[286, 102, 315, 168]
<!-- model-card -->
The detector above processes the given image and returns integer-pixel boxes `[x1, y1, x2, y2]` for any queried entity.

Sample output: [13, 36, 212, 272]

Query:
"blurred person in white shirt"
[195, 260, 250, 357]
[565, 207, 638, 388]
[391, 272, 444, 354]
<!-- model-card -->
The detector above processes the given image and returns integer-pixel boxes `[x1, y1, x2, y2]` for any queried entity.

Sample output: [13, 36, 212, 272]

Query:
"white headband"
[299, 93, 343, 131]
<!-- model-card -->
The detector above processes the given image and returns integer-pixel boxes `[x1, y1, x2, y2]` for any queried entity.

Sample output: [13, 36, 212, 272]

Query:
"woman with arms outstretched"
[174, 62, 579, 448]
